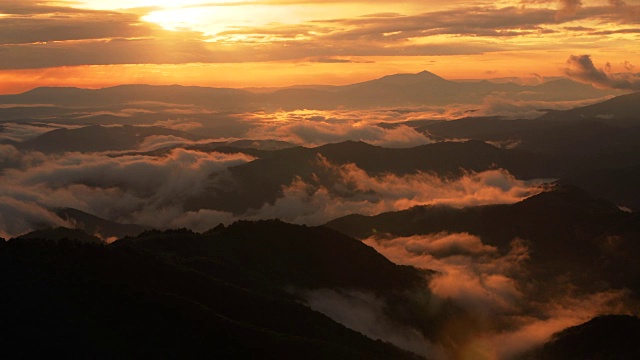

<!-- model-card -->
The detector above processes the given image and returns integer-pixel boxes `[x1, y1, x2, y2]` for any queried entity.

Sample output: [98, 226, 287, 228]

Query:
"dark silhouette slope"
[55, 208, 147, 239]
[521, 315, 640, 360]
[0, 224, 426, 359]
[327, 185, 640, 294]
[539, 91, 640, 122]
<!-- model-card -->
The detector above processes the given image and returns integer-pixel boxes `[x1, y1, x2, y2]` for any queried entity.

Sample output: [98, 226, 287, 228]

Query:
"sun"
[141, 7, 206, 32]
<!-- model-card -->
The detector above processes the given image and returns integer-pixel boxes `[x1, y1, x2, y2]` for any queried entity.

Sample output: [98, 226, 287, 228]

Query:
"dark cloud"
[564, 25, 594, 31]
[316, 6, 561, 41]
[0, 35, 496, 70]
[1, 2, 637, 69]
[0, 36, 216, 69]
[0, 0, 105, 15]
[590, 28, 640, 35]
[609, 0, 628, 7]
[557, 0, 583, 18]
[309, 57, 356, 63]
[0, 12, 155, 45]
[564, 55, 640, 90]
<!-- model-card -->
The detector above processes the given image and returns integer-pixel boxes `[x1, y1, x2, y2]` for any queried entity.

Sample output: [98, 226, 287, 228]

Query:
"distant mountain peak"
[374, 70, 447, 85]
[416, 70, 444, 78]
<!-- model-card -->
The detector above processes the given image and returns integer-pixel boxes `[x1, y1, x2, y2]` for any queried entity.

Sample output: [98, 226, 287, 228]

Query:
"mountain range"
[1, 71, 639, 359]
[326, 184, 640, 296]
[0, 71, 627, 112]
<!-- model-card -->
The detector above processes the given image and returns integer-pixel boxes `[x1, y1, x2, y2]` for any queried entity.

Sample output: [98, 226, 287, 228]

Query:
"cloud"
[0, 195, 73, 238]
[245, 157, 546, 225]
[0, 9, 155, 45]
[0, 144, 49, 170]
[151, 118, 204, 132]
[308, 56, 356, 63]
[251, 121, 431, 148]
[364, 235, 527, 314]
[3, 1, 637, 69]
[0, 148, 254, 236]
[609, 0, 627, 7]
[0, 122, 82, 143]
[0, 115, 552, 236]
[0, 36, 216, 70]
[135, 135, 193, 152]
[244, 111, 432, 147]
[564, 55, 640, 90]
[364, 232, 498, 260]
[480, 290, 629, 359]
[0, 144, 546, 236]
[362, 232, 631, 359]
[303, 289, 446, 358]
[557, 0, 583, 18]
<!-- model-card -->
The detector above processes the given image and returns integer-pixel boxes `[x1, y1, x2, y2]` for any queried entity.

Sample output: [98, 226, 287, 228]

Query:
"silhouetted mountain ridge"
[55, 208, 147, 239]
[521, 315, 640, 360]
[1, 222, 428, 359]
[539, 91, 640, 122]
[327, 184, 640, 294]
[186, 140, 555, 214]
[0, 72, 625, 110]
[18, 124, 196, 153]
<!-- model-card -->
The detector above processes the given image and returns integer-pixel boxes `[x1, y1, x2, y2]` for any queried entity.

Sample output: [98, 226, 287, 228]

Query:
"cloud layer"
[361, 232, 630, 359]
[0, 146, 254, 237]
[0, 136, 546, 237]
[243, 158, 546, 226]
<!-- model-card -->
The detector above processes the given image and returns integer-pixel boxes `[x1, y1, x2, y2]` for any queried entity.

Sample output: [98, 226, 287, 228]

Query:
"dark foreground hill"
[520, 315, 640, 360]
[0, 221, 427, 359]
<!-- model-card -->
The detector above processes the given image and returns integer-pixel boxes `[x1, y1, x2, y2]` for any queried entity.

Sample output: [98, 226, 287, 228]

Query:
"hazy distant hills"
[187, 140, 555, 214]
[0, 71, 626, 111]
[55, 208, 147, 239]
[5, 123, 296, 154]
[0, 85, 256, 109]
[539, 91, 640, 123]
[16, 124, 198, 153]
[327, 184, 640, 294]
[419, 118, 640, 172]
[189, 135, 640, 214]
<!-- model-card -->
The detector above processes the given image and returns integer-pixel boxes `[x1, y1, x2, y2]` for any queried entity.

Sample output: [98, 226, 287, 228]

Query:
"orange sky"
[0, 0, 639, 93]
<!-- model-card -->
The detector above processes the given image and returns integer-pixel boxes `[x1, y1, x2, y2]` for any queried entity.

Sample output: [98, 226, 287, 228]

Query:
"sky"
[0, 0, 639, 93]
